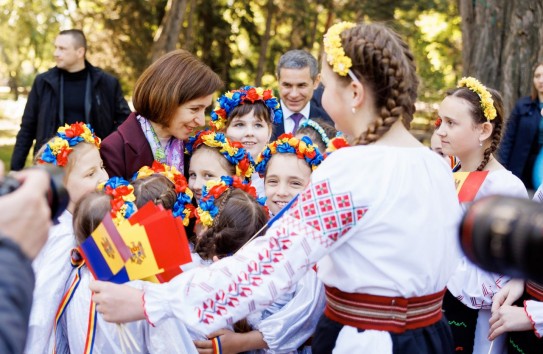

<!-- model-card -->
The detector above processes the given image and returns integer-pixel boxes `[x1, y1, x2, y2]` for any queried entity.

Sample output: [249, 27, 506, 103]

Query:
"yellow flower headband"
[457, 77, 497, 121]
[323, 21, 360, 83]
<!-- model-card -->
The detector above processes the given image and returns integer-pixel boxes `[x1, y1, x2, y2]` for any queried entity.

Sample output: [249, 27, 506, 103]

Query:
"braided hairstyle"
[194, 188, 269, 260]
[131, 174, 178, 210]
[337, 23, 419, 145]
[447, 87, 504, 171]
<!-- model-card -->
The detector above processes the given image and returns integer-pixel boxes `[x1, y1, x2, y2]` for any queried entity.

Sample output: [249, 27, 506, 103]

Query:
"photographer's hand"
[0, 169, 51, 259]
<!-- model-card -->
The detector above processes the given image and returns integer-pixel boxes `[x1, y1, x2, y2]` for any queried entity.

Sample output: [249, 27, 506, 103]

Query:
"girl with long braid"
[435, 78, 528, 354]
[91, 22, 462, 354]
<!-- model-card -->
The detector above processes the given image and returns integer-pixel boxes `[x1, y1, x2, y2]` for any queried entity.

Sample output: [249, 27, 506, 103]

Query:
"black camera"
[0, 165, 69, 221]
[459, 195, 543, 283]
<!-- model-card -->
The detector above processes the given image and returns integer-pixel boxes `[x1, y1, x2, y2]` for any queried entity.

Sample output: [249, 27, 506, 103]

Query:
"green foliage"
[0, 0, 462, 106]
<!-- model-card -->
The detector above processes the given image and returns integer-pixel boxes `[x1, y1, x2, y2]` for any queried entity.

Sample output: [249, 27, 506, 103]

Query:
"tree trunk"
[151, 0, 189, 62]
[184, 0, 197, 52]
[460, 0, 543, 115]
[255, 0, 275, 86]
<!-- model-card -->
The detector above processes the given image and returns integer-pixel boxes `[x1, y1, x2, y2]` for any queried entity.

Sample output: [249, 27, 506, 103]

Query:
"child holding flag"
[59, 176, 195, 353]
[435, 78, 528, 354]
[25, 123, 108, 354]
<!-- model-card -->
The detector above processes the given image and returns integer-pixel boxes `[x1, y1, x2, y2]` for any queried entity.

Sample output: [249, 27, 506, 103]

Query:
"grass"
[0, 144, 14, 170]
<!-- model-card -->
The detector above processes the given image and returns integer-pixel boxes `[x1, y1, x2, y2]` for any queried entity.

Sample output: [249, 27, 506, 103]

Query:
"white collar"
[281, 101, 311, 120]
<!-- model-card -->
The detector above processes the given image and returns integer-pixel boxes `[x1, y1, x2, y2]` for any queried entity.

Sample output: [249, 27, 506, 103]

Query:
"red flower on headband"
[434, 118, 442, 128]
[245, 87, 260, 102]
[231, 141, 243, 149]
[150, 161, 166, 173]
[208, 184, 228, 199]
[262, 89, 273, 100]
[65, 123, 85, 138]
[232, 176, 257, 198]
[174, 174, 188, 193]
[57, 147, 71, 166]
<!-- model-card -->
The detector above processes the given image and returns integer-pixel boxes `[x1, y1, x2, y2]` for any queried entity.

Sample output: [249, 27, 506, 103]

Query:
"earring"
[352, 107, 356, 114]
[479, 141, 483, 147]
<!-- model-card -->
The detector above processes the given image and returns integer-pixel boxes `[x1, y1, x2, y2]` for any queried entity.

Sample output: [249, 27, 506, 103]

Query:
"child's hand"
[90, 280, 145, 323]
[491, 279, 524, 314]
[194, 329, 266, 354]
[488, 304, 532, 340]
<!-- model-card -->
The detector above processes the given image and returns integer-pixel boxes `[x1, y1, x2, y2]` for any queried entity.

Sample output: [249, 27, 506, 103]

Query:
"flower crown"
[38, 122, 101, 166]
[210, 86, 283, 131]
[98, 177, 137, 226]
[325, 136, 350, 154]
[132, 161, 196, 226]
[196, 176, 267, 227]
[323, 21, 357, 78]
[299, 119, 330, 146]
[457, 77, 497, 121]
[255, 133, 324, 176]
[185, 130, 255, 180]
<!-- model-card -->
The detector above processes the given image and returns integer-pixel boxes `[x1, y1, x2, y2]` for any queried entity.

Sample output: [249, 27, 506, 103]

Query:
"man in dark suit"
[271, 50, 334, 141]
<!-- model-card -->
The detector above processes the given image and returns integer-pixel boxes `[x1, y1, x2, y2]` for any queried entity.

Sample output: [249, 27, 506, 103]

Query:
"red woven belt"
[324, 286, 446, 334]
[526, 281, 543, 301]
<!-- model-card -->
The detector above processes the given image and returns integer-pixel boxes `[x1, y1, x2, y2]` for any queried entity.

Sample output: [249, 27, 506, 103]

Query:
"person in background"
[499, 62, 543, 190]
[11, 29, 131, 171]
[271, 50, 333, 140]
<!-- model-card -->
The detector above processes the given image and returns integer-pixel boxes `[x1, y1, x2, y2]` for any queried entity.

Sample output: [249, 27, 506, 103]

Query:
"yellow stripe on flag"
[118, 223, 163, 280]
[93, 223, 125, 275]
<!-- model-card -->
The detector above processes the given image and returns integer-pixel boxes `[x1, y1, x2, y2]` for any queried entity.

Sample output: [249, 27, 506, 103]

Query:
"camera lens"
[0, 165, 69, 221]
[460, 196, 543, 283]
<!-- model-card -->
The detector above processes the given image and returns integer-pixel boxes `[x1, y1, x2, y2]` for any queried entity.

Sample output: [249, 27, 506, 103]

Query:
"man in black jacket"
[10, 29, 131, 170]
[0, 167, 51, 353]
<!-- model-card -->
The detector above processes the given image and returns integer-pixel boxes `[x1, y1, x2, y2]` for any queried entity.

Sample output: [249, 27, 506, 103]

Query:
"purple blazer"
[100, 112, 154, 180]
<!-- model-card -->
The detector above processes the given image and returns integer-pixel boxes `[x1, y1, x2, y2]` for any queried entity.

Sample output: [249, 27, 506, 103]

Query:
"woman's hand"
[90, 280, 146, 323]
[489, 304, 532, 340]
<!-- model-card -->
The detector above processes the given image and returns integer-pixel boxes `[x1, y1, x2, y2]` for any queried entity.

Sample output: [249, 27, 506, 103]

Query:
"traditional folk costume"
[142, 145, 462, 354]
[25, 211, 76, 354]
[504, 190, 543, 354]
[246, 270, 325, 354]
[445, 169, 528, 354]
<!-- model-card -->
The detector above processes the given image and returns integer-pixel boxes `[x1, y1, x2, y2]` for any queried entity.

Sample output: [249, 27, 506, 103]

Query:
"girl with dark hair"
[295, 118, 338, 153]
[435, 77, 528, 354]
[211, 86, 283, 197]
[92, 21, 462, 354]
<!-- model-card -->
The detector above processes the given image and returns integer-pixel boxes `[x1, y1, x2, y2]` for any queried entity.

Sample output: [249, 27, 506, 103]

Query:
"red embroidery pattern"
[195, 179, 368, 324]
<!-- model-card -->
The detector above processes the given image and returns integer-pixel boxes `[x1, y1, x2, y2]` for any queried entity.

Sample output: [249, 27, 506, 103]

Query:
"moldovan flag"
[79, 214, 131, 281]
[454, 171, 489, 203]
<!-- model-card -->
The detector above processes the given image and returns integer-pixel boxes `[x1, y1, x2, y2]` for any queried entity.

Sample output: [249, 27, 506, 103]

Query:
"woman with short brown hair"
[101, 49, 223, 179]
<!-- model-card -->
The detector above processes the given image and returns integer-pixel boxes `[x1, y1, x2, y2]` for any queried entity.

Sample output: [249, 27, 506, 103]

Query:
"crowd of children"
[19, 20, 543, 354]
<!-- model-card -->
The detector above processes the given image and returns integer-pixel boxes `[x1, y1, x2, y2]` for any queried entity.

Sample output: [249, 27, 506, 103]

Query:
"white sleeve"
[524, 300, 543, 338]
[254, 271, 325, 352]
[447, 257, 509, 310]
[143, 171, 369, 335]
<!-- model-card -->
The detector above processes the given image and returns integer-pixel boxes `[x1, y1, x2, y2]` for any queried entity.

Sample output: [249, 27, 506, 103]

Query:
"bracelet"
[212, 336, 222, 354]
